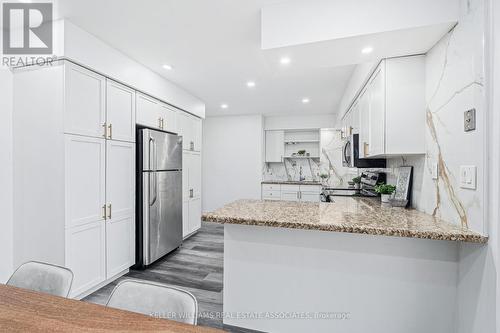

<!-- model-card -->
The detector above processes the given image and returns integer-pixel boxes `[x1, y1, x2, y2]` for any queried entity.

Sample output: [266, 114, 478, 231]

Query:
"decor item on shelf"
[352, 176, 362, 190]
[393, 166, 413, 207]
[297, 150, 306, 156]
[375, 184, 397, 203]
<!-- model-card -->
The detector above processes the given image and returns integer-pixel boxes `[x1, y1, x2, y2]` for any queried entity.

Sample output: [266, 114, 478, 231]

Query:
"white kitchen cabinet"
[105, 140, 135, 278]
[65, 135, 106, 229]
[106, 80, 136, 142]
[64, 63, 106, 138]
[136, 93, 163, 130]
[358, 56, 425, 158]
[282, 191, 300, 202]
[265, 130, 285, 163]
[66, 220, 106, 298]
[358, 88, 370, 158]
[14, 62, 137, 300]
[262, 184, 321, 202]
[188, 198, 202, 236]
[367, 65, 385, 157]
[178, 112, 202, 152]
[158, 102, 178, 133]
[183, 151, 202, 237]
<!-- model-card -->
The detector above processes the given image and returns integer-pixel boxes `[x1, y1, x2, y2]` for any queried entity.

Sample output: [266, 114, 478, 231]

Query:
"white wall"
[264, 114, 335, 130]
[0, 68, 13, 282]
[202, 115, 263, 212]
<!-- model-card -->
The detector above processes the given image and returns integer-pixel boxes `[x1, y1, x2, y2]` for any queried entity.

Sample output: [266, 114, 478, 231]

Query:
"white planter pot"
[381, 194, 392, 203]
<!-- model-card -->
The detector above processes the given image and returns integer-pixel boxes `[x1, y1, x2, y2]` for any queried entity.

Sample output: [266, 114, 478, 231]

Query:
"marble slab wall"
[388, 0, 485, 234]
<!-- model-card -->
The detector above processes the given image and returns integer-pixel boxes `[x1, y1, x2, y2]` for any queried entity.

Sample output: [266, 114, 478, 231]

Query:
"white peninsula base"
[223, 224, 459, 333]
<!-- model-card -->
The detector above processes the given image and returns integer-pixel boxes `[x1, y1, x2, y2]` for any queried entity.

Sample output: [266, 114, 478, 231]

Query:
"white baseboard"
[73, 268, 129, 300]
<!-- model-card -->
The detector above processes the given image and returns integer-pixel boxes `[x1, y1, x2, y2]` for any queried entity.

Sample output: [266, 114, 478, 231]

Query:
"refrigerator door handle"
[149, 137, 158, 206]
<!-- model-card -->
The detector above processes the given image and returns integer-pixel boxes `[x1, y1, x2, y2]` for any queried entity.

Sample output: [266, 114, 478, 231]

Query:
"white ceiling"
[55, 0, 356, 117]
[55, 0, 451, 117]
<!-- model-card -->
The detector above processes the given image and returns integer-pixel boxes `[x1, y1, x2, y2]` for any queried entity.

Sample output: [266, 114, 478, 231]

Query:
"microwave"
[342, 134, 386, 168]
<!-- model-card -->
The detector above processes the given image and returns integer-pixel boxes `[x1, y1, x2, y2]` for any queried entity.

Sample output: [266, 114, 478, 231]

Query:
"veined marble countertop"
[261, 180, 322, 186]
[202, 198, 488, 243]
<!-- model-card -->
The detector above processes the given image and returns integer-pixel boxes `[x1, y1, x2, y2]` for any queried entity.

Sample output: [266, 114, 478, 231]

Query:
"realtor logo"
[2, 2, 53, 54]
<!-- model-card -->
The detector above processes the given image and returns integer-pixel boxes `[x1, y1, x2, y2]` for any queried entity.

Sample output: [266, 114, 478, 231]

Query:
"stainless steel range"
[322, 171, 386, 201]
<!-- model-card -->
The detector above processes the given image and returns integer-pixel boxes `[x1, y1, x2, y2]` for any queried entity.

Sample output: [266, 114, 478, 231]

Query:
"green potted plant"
[297, 149, 306, 156]
[319, 173, 330, 185]
[375, 184, 397, 203]
[352, 176, 362, 189]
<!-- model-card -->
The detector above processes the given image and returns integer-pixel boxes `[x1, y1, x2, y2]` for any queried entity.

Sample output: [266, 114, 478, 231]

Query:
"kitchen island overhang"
[202, 198, 487, 333]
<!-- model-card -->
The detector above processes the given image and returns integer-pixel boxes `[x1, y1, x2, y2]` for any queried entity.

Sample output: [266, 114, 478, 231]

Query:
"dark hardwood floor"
[84, 222, 263, 333]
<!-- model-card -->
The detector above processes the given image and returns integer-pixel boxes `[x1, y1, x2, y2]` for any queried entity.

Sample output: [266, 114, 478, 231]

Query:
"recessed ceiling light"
[221, 104, 228, 109]
[361, 47, 373, 54]
[302, 98, 310, 104]
[162, 64, 173, 70]
[280, 57, 291, 65]
[246, 81, 256, 88]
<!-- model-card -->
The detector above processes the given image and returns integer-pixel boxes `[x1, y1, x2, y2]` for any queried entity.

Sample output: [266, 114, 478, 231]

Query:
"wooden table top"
[0, 284, 223, 332]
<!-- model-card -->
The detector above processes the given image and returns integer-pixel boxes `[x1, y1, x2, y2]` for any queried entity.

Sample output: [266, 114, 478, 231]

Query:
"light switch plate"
[431, 162, 438, 180]
[464, 109, 476, 132]
[460, 165, 477, 190]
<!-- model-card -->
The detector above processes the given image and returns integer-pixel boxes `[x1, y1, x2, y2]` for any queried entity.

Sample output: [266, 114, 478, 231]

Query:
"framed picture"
[394, 166, 413, 205]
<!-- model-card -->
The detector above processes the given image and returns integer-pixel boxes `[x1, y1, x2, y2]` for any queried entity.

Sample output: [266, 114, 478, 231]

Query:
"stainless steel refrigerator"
[136, 128, 183, 268]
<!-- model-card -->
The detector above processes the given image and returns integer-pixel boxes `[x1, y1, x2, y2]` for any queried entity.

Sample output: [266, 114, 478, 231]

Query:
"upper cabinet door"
[177, 112, 193, 150]
[358, 88, 370, 158]
[65, 63, 106, 138]
[106, 140, 135, 277]
[136, 93, 161, 130]
[265, 130, 285, 163]
[158, 103, 178, 133]
[368, 64, 386, 157]
[65, 134, 106, 229]
[192, 117, 202, 152]
[106, 80, 136, 142]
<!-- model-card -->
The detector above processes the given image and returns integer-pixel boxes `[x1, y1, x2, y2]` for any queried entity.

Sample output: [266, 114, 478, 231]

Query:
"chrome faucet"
[299, 166, 306, 181]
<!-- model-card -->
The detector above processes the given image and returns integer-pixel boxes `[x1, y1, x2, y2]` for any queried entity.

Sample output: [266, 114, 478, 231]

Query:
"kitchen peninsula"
[202, 198, 487, 333]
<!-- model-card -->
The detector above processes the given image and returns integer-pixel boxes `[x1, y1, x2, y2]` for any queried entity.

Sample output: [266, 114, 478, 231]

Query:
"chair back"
[7, 261, 73, 298]
[106, 279, 198, 325]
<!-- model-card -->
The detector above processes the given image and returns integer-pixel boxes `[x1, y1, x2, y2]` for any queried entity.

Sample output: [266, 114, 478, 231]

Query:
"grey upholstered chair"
[7, 261, 74, 298]
[106, 279, 198, 325]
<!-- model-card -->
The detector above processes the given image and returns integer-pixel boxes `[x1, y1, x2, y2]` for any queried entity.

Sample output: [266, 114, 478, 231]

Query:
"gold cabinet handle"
[102, 123, 107, 138]
[107, 123, 112, 139]
[107, 204, 112, 219]
[102, 204, 107, 220]
[363, 142, 370, 157]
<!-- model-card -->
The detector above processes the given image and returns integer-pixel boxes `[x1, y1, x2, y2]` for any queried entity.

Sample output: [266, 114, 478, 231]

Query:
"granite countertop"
[202, 198, 488, 243]
[261, 180, 322, 186]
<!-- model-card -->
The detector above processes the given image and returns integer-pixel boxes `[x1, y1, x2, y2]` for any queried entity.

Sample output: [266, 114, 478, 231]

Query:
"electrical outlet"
[464, 109, 476, 132]
[460, 165, 476, 190]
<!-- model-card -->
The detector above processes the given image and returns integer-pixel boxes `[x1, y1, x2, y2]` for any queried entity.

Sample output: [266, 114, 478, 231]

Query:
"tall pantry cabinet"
[13, 62, 136, 298]
[178, 112, 202, 238]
